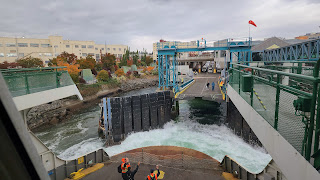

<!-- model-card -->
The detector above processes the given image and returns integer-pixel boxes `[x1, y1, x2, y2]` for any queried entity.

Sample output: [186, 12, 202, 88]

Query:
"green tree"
[101, 53, 116, 72]
[17, 57, 44, 68]
[120, 50, 129, 67]
[146, 56, 153, 65]
[133, 50, 139, 65]
[141, 53, 146, 64]
[97, 70, 109, 82]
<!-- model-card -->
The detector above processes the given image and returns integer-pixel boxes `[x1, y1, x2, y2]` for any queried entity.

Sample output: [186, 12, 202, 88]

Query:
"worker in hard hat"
[118, 158, 131, 179]
[146, 165, 160, 180]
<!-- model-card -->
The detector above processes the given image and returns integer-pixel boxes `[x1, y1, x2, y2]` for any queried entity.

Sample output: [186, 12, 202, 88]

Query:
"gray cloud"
[0, 0, 319, 52]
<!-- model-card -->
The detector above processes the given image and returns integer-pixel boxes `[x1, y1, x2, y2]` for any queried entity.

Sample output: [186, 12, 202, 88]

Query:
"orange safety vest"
[121, 163, 130, 173]
[147, 173, 157, 180]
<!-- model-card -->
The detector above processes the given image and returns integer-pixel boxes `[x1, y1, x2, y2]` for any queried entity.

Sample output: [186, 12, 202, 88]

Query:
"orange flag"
[249, 20, 257, 27]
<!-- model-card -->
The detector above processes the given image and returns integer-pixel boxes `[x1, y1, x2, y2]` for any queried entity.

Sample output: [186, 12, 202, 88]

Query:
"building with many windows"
[0, 35, 128, 64]
[152, 39, 197, 61]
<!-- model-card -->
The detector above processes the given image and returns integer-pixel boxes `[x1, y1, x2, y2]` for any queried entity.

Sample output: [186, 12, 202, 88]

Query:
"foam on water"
[104, 120, 271, 174]
[58, 138, 104, 160]
[34, 89, 271, 174]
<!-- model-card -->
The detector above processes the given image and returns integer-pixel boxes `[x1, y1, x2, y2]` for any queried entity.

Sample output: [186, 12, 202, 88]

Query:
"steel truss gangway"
[263, 38, 320, 62]
[157, 38, 253, 92]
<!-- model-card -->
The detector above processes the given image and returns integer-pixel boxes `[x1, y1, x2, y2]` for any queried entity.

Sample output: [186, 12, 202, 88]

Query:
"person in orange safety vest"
[146, 165, 160, 180]
[118, 158, 131, 180]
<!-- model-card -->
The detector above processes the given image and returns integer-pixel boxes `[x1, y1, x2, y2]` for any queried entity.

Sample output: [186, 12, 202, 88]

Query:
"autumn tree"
[50, 55, 80, 83]
[97, 70, 109, 82]
[0, 61, 20, 69]
[48, 51, 77, 66]
[78, 55, 96, 69]
[17, 57, 44, 68]
[101, 53, 116, 72]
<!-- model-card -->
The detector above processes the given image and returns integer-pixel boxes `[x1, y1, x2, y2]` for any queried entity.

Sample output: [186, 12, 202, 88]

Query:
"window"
[95, 48, 98, 50]
[66, 45, 70, 48]
[30, 43, 39, 47]
[113, 48, 116, 51]
[39, 53, 42, 56]
[18, 43, 28, 47]
[41, 44, 51, 48]
[54, 45, 58, 48]
[82, 53, 87, 56]
[55, 53, 59, 57]
[107, 48, 110, 51]
[101, 48, 104, 50]
[88, 45, 94, 49]
[96, 54, 100, 58]
[0, 53, 4, 57]
[44, 53, 52, 56]
[81, 45, 86, 48]
[75, 45, 79, 48]
[10, 50, 16, 53]
[124, 48, 126, 52]
[88, 53, 94, 56]
[119, 48, 121, 51]
[7, 53, 17, 57]
[6, 43, 16, 47]
[18, 53, 24, 57]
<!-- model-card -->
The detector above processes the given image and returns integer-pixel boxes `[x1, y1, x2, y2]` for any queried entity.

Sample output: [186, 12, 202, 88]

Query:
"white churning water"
[34, 87, 271, 174]
[104, 120, 271, 174]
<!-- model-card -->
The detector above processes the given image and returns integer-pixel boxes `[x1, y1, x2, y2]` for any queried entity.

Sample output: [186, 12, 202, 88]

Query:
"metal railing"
[0, 67, 74, 97]
[229, 61, 320, 167]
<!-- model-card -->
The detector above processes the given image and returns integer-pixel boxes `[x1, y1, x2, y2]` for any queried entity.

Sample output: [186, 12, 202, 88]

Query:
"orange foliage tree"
[78, 55, 96, 70]
[48, 51, 78, 66]
[115, 69, 125, 77]
[101, 53, 116, 72]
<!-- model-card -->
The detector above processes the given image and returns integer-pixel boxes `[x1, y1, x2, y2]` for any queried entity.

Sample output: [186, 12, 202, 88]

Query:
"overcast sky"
[1, 0, 319, 52]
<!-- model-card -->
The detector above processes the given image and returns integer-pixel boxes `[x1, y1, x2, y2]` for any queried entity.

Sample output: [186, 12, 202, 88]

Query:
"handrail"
[231, 63, 318, 81]
[0, 66, 67, 72]
[229, 58, 320, 166]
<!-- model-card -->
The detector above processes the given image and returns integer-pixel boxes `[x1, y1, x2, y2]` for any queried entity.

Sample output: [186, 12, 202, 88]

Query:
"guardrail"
[177, 55, 214, 61]
[0, 67, 74, 97]
[229, 60, 320, 169]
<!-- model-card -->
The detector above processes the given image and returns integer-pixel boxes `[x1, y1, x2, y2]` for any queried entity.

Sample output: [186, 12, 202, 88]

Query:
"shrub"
[151, 70, 158, 75]
[79, 77, 86, 84]
[70, 73, 79, 83]
[97, 70, 109, 82]
[116, 76, 126, 83]
[126, 71, 132, 77]
[115, 69, 125, 77]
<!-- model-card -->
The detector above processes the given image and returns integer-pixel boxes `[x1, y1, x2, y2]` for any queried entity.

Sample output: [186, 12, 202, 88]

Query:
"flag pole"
[249, 23, 250, 40]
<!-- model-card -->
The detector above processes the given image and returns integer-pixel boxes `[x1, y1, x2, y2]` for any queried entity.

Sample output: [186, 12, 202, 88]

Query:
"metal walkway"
[177, 73, 224, 102]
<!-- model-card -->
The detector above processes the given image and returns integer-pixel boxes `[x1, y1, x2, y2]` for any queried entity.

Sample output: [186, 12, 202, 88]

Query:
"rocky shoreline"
[28, 77, 158, 130]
